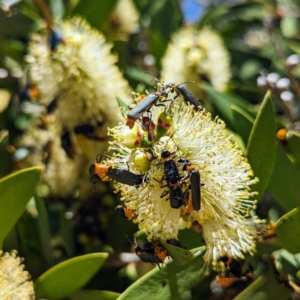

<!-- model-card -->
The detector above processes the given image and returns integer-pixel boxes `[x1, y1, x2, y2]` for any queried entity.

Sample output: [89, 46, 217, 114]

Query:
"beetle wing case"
[109, 168, 143, 186]
[127, 94, 158, 119]
[169, 186, 184, 209]
[177, 84, 202, 110]
[190, 169, 201, 210]
[138, 253, 162, 263]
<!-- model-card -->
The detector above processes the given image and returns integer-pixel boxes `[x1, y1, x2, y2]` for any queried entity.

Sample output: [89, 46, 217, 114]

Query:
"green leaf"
[239, 59, 262, 81]
[125, 66, 155, 85]
[8, 208, 48, 277]
[231, 105, 255, 146]
[202, 83, 255, 128]
[19, 1, 40, 21]
[116, 97, 129, 113]
[273, 250, 300, 284]
[288, 40, 300, 55]
[117, 247, 206, 300]
[59, 206, 76, 257]
[0, 130, 8, 144]
[177, 228, 205, 250]
[281, 17, 299, 38]
[35, 195, 54, 267]
[3, 226, 19, 253]
[230, 3, 264, 21]
[276, 208, 300, 253]
[246, 91, 276, 200]
[0, 130, 13, 178]
[70, 289, 120, 300]
[0, 167, 42, 247]
[256, 240, 281, 257]
[0, 89, 10, 113]
[50, 0, 65, 19]
[160, 241, 193, 266]
[268, 144, 300, 211]
[197, 4, 229, 27]
[287, 130, 300, 164]
[150, 31, 167, 66]
[35, 253, 109, 300]
[147, 0, 182, 42]
[71, 0, 118, 27]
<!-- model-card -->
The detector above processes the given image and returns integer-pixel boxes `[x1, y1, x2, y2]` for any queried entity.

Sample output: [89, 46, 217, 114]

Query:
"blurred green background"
[1, 0, 300, 299]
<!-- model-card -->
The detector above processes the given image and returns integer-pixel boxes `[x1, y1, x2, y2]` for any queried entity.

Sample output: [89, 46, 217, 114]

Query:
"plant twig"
[33, 0, 53, 31]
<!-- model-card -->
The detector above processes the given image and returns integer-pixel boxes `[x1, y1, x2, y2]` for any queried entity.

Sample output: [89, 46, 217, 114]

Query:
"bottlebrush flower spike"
[108, 101, 261, 263]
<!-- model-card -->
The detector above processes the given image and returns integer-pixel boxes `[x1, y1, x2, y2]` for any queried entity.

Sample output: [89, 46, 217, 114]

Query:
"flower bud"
[286, 54, 300, 68]
[276, 78, 290, 90]
[140, 134, 154, 148]
[257, 75, 268, 88]
[156, 112, 173, 139]
[129, 149, 154, 171]
[280, 91, 294, 102]
[266, 73, 280, 87]
[123, 125, 142, 148]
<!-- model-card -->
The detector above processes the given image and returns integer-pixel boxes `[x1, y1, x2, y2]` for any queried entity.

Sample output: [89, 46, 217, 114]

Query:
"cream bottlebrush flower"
[161, 26, 231, 93]
[109, 0, 139, 35]
[244, 27, 270, 49]
[0, 250, 34, 300]
[18, 122, 87, 197]
[26, 16, 132, 130]
[109, 102, 260, 262]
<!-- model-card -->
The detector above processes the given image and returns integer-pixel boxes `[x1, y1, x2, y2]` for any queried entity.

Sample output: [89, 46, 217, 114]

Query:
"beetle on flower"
[107, 99, 261, 264]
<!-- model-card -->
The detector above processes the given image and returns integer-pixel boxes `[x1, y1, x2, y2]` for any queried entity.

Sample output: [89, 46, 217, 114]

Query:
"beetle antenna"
[95, 153, 103, 163]
[144, 71, 165, 89]
[144, 71, 158, 82]
[125, 234, 134, 246]
[93, 182, 97, 192]
[164, 128, 179, 151]
[181, 80, 195, 85]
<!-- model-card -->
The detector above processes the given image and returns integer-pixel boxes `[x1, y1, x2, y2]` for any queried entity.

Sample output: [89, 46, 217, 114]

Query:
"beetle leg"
[90, 174, 98, 184]
[160, 189, 169, 198]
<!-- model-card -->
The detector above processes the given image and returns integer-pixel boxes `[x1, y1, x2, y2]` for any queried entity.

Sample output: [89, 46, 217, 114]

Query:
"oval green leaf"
[70, 289, 120, 300]
[256, 239, 281, 257]
[125, 66, 155, 85]
[0, 130, 13, 178]
[0, 167, 42, 247]
[0, 130, 8, 144]
[268, 144, 300, 211]
[117, 247, 206, 300]
[117, 97, 130, 113]
[287, 130, 300, 165]
[35, 253, 109, 300]
[276, 208, 300, 253]
[70, 0, 118, 27]
[231, 104, 255, 146]
[246, 91, 276, 200]
[281, 17, 299, 38]
[202, 83, 255, 128]
[274, 250, 300, 284]
[35, 195, 54, 267]
[197, 4, 229, 28]
[160, 241, 193, 266]
[50, 0, 65, 19]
